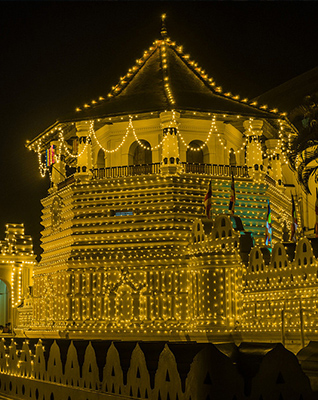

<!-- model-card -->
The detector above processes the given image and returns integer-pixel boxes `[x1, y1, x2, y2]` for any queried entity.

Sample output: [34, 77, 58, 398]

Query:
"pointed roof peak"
[60, 26, 285, 123]
[161, 13, 168, 39]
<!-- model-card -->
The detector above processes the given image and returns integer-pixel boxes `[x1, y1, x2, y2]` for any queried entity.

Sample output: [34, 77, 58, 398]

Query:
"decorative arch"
[126, 344, 152, 399]
[271, 243, 289, 270]
[103, 342, 124, 394]
[96, 149, 105, 169]
[211, 215, 238, 242]
[81, 342, 100, 390]
[153, 344, 183, 400]
[295, 237, 314, 267]
[64, 341, 80, 387]
[249, 247, 265, 273]
[191, 219, 205, 244]
[186, 140, 209, 164]
[229, 148, 236, 166]
[128, 140, 152, 166]
[47, 340, 63, 384]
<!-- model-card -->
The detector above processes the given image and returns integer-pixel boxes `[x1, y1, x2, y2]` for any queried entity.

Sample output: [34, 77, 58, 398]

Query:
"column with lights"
[51, 140, 65, 187]
[265, 139, 283, 185]
[75, 121, 92, 180]
[160, 111, 182, 175]
[243, 119, 264, 175]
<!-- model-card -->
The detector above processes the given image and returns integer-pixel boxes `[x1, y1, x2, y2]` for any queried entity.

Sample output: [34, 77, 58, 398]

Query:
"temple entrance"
[229, 148, 237, 166]
[0, 280, 9, 326]
[186, 140, 204, 164]
[128, 140, 152, 175]
[185, 140, 209, 173]
[129, 140, 152, 165]
[96, 149, 106, 169]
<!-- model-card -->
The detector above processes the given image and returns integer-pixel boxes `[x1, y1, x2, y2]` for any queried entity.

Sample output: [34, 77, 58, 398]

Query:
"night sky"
[1, 1, 318, 257]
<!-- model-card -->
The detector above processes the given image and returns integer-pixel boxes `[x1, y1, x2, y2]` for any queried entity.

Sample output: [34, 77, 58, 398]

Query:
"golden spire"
[161, 13, 168, 39]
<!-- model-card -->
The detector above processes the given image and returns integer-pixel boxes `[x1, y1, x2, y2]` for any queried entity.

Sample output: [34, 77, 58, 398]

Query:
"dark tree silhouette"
[288, 93, 318, 193]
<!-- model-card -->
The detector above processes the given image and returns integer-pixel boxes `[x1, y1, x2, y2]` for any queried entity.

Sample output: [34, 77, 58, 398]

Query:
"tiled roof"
[60, 37, 277, 123]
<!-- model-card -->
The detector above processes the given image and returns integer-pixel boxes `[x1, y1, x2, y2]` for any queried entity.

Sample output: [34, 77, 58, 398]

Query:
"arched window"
[96, 149, 105, 169]
[229, 148, 236, 166]
[128, 140, 152, 166]
[303, 243, 307, 253]
[186, 141, 204, 164]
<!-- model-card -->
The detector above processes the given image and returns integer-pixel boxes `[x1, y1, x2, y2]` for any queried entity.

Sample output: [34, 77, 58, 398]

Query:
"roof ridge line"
[75, 41, 161, 113]
[160, 40, 175, 109]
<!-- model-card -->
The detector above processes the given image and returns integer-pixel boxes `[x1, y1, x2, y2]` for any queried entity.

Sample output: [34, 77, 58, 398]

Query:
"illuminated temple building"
[0, 19, 318, 400]
[19, 22, 318, 345]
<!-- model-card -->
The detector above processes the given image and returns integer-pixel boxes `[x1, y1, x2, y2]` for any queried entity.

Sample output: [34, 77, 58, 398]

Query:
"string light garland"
[89, 120, 130, 154]
[20, 17, 318, 349]
[177, 115, 217, 151]
[71, 32, 288, 119]
[34, 110, 292, 181]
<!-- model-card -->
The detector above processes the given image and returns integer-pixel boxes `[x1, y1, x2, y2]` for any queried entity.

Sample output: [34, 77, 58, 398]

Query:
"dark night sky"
[1, 1, 318, 257]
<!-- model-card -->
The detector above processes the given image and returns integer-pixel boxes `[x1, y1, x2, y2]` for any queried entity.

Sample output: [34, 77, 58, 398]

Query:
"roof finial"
[161, 13, 168, 39]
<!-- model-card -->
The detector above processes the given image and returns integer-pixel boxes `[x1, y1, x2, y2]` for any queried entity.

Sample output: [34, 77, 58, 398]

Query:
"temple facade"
[19, 24, 317, 346]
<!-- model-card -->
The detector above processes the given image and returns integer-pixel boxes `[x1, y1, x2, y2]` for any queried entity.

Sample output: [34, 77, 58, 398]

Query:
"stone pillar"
[51, 140, 65, 187]
[75, 121, 92, 181]
[160, 111, 182, 175]
[243, 119, 264, 175]
[266, 138, 283, 185]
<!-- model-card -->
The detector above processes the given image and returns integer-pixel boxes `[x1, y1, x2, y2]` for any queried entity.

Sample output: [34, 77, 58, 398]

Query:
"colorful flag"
[228, 173, 236, 215]
[290, 194, 298, 242]
[315, 188, 318, 238]
[72, 138, 78, 154]
[204, 181, 212, 218]
[46, 144, 55, 167]
[265, 199, 272, 246]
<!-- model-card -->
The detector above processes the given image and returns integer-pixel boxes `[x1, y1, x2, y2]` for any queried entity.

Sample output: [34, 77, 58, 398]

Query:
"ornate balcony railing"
[92, 163, 161, 179]
[92, 163, 250, 179]
[181, 163, 249, 177]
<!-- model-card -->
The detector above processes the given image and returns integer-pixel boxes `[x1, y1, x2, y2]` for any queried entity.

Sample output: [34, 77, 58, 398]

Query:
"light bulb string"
[90, 118, 167, 152]
[37, 144, 48, 177]
[177, 116, 216, 151]
[59, 131, 89, 158]
[37, 114, 289, 177]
